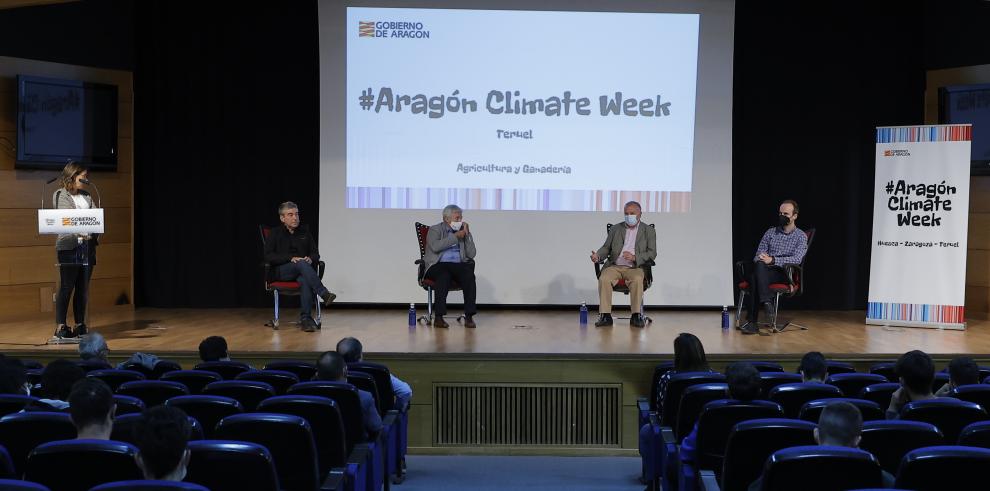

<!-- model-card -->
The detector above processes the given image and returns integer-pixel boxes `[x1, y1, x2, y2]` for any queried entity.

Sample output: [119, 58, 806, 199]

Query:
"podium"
[37, 207, 105, 344]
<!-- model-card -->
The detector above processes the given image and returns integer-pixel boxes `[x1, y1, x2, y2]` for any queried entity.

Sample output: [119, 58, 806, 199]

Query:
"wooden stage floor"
[0, 307, 987, 359]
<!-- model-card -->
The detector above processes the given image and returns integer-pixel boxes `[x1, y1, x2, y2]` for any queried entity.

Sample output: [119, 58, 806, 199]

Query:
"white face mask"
[450, 221, 463, 231]
[624, 215, 638, 226]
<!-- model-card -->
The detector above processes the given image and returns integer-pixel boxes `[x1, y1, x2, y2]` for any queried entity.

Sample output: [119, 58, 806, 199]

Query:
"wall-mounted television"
[15, 75, 118, 171]
[939, 83, 990, 175]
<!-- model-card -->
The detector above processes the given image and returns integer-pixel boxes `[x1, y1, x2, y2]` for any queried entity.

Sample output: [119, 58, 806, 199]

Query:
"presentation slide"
[346, 8, 699, 212]
[319, 0, 736, 306]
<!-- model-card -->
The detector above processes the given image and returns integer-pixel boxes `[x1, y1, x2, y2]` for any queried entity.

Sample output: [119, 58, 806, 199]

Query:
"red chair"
[734, 228, 815, 333]
[413, 222, 466, 325]
[259, 225, 326, 330]
[593, 223, 656, 323]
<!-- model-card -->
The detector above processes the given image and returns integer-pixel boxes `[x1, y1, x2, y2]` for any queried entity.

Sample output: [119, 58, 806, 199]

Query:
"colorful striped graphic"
[867, 302, 965, 325]
[345, 187, 691, 212]
[359, 21, 375, 37]
[876, 125, 972, 143]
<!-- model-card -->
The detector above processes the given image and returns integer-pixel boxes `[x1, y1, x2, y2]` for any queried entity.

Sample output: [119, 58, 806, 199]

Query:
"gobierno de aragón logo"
[359, 20, 431, 39]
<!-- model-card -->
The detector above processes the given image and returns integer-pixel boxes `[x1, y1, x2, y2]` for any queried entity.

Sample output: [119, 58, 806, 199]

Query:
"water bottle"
[408, 303, 417, 326]
[579, 302, 588, 325]
[721, 306, 729, 330]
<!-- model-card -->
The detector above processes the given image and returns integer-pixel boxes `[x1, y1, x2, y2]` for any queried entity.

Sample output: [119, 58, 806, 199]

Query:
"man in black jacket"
[264, 201, 336, 331]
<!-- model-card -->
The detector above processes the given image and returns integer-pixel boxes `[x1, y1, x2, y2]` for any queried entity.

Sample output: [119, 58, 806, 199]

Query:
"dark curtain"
[732, 0, 926, 309]
[133, 0, 320, 307]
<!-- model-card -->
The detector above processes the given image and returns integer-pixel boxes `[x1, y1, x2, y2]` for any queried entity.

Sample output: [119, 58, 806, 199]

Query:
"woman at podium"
[53, 161, 98, 339]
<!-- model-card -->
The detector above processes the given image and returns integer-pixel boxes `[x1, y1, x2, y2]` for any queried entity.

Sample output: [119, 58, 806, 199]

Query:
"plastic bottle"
[721, 306, 729, 330]
[579, 302, 588, 325]
[408, 303, 417, 326]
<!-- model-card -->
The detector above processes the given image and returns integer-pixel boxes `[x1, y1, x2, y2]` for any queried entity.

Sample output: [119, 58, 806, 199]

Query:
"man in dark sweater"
[264, 201, 336, 331]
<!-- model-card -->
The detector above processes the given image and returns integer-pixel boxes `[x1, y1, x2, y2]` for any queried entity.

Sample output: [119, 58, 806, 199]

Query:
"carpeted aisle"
[397, 455, 643, 490]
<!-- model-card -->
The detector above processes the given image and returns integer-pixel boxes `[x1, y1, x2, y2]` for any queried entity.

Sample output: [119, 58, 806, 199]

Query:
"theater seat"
[948, 384, 990, 412]
[858, 382, 899, 410]
[25, 439, 142, 491]
[859, 420, 943, 475]
[193, 361, 252, 380]
[112, 394, 146, 416]
[235, 369, 300, 395]
[959, 420, 990, 448]
[185, 440, 279, 491]
[758, 373, 802, 397]
[718, 418, 816, 491]
[675, 383, 729, 441]
[0, 480, 50, 491]
[264, 360, 318, 381]
[0, 411, 76, 475]
[0, 394, 38, 417]
[110, 413, 204, 444]
[825, 373, 888, 398]
[868, 362, 898, 383]
[900, 397, 988, 442]
[690, 400, 784, 487]
[202, 380, 276, 411]
[760, 445, 883, 491]
[165, 395, 243, 438]
[0, 444, 14, 478]
[160, 370, 224, 395]
[768, 382, 842, 418]
[895, 445, 990, 491]
[117, 380, 190, 408]
[87, 369, 146, 391]
[215, 413, 320, 491]
[825, 360, 856, 375]
[798, 398, 884, 423]
[119, 360, 182, 380]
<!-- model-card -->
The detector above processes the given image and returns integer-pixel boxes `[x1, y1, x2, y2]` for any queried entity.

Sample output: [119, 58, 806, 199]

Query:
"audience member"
[680, 362, 761, 466]
[198, 336, 231, 362]
[316, 350, 383, 439]
[748, 401, 895, 490]
[798, 351, 827, 383]
[68, 378, 115, 439]
[0, 358, 30, 395]
[337, 336, 413, 410]
[935, 356, 980, 396]
[887, 350, 936, 419]
[133, 405, 192, 482]
[29, 359, 85, 411]
[78, 332, 110, 365]
[656, 333, 712, 417]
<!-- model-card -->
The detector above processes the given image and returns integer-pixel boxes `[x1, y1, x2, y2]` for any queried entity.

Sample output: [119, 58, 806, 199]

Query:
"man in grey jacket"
[590, 201, 657, 327]
[423, 204, 477, 328]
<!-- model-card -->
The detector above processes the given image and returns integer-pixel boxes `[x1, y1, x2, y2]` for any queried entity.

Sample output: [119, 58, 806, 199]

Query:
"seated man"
[741, 200, 808, 335]
[798, 351, 827, 383]
[935, 356, 980, 396]
[748, 401, 895, 490]
[133, 406, 192, 482]
[337, 336, 413, 411]
[887, 350, 936, 419]
[423, 204, 477, 328]
[0, 358, 30, 396]
[680, 362, 761, 467]
[590, 200, 657, 327]
[316, 350, 383, 439]
[68, 378, 115, 440]
[28, 359, 85, 411]
[198, 335, 231, 362]
[78, 332, 110, 366]
[263, 201, 336, 332]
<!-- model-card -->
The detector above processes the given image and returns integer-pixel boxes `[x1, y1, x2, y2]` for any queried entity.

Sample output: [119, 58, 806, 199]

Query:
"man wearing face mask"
[590, 201, 657, 327]
[740, 199, 808, 334]
[424, 204, 477, 328]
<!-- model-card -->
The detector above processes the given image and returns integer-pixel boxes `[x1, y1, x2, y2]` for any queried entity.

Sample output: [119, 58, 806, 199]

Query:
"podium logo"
[358, 20, 430, 39]
[359, 21, 375, 37]
[883, 149, 911, 157]
[62, 217, 72, 226]
[45, 218, 55, 226]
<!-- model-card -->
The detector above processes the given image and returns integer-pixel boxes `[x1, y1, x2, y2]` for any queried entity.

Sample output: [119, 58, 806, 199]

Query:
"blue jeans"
[277, 261, 328, 320]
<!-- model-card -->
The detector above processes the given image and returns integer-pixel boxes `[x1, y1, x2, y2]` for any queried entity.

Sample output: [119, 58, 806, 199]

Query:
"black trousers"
[745, 261, 788, 321]
[425, 261, 477, 317]
[55, 248, 95, 326]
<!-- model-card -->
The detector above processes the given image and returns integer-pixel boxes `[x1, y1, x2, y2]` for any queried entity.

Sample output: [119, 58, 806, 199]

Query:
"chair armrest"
[320, 467, 347, 491]
[594, 260, 605, 278]
[734, 260, 747, 283]
[317, 260, 326, 279]
[782, 263, 802, 285]
[637, 398, 650, 412]
[661, 426, 677, 445]
[699, 469, 721, 491]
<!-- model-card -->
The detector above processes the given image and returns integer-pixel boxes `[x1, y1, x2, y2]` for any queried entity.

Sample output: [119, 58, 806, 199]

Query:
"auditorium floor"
[0, 307, 986, 357]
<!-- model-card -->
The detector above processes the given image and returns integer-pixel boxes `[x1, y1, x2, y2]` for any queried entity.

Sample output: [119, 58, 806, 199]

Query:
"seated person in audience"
[78, 332, 110, 366]
[68, 378, 115, 440]
[316, 350, 383, 439]
[134, 406, 192, 482]
[935, 356, 980, 396]
[748, 401, 894, 490]
[798, 351, 827, 383]
[655, 333, 711, 417]
[28, 359, 85, 411]
[198, 335, 231, 362]
[0, 358, 30, 395]
[337, 336, 413, 411]
[887, 350, 936, 419]
[680, 362, 761, 467]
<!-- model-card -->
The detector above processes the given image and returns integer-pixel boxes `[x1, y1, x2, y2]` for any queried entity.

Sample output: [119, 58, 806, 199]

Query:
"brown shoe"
[464, 315, 476, 328]
[433, 316, 449, 328]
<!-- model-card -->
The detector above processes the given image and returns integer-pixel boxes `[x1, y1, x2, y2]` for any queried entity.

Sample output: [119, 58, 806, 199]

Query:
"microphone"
[80, 178, 91, 185]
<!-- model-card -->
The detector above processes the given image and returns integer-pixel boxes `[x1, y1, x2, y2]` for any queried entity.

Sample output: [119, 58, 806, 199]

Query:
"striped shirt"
[753, 227, 808, 266]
